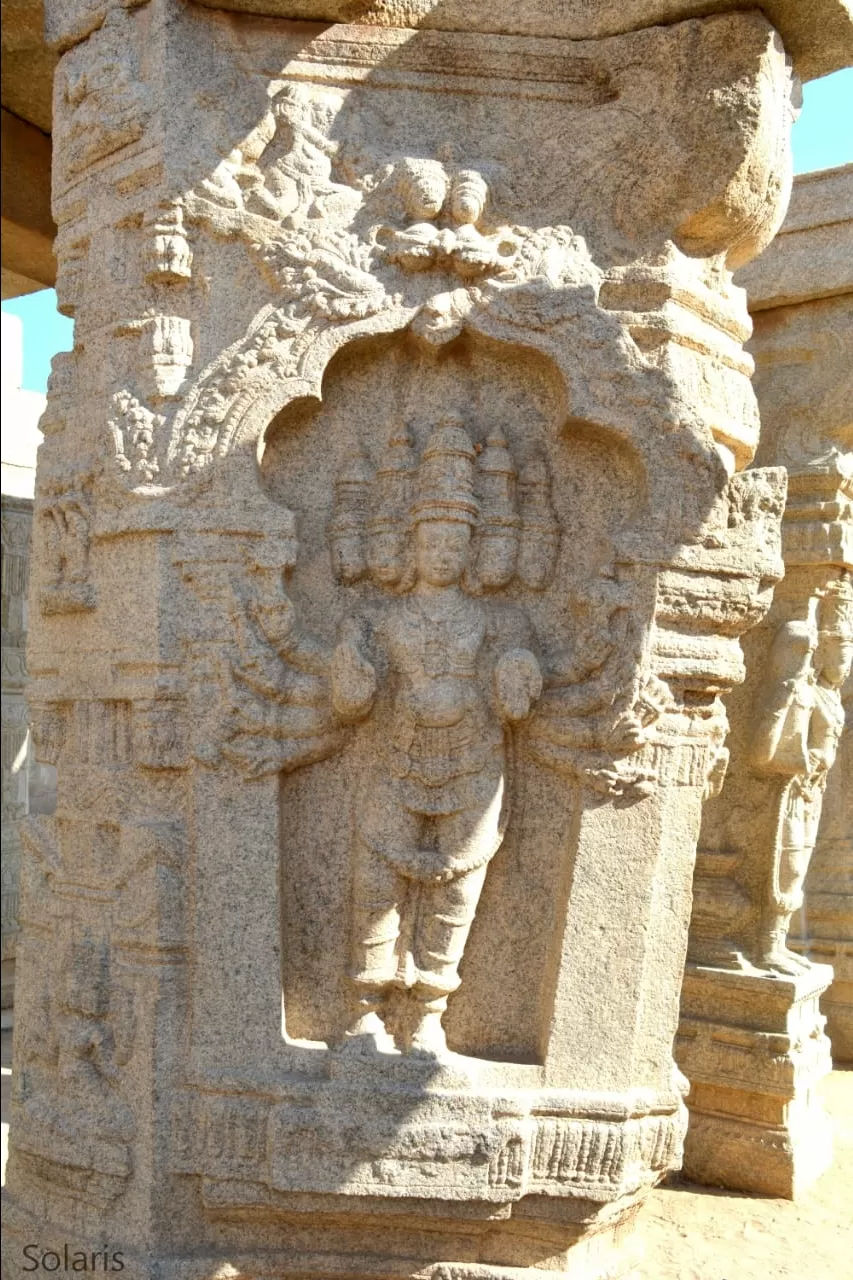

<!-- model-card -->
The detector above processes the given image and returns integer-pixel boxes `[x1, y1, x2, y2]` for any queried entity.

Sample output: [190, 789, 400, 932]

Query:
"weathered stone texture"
[680, 163, 853, 1197]
[1, 1, 803, 1275]
[738, 163, 853, 310]
[1, 315, 55, 1020]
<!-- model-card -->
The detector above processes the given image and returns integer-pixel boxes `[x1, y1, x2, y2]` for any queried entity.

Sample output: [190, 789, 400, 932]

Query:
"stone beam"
[1, 109, 57, 296]
[1, 0, 56, 134]
[181, 0, 853, 81]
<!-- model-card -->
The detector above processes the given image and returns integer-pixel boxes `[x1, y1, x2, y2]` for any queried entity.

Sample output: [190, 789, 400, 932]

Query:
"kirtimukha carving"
[7, 1, 835, 1277]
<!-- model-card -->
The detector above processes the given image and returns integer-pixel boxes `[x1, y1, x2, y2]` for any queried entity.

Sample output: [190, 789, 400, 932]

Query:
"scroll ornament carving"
[108, 391, 165, 483]
[106, 85, 615, 490]
[748, 575, 853, 975]
[528, 576, 670, 802]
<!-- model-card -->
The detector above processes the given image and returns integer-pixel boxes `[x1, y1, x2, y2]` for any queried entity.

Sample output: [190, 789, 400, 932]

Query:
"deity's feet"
[341, 1005, 398, 1054]
[408, 1008, 450, 1058]
[758, 943, 812, 978]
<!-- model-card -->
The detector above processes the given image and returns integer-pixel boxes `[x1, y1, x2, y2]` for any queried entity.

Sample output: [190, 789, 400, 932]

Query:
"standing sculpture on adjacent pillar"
[751, 581, 853, 974]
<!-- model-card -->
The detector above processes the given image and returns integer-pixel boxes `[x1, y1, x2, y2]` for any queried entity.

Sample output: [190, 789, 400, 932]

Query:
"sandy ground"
[1, 1029, 850, 1276]
[638, 1068, 853, 1280]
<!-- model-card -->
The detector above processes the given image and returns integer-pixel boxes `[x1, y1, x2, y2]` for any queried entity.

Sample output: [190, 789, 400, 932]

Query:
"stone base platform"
[676, 963, 834, 1198]
[790, 937, 853, 1065]
[1, 1196, 646, 1280]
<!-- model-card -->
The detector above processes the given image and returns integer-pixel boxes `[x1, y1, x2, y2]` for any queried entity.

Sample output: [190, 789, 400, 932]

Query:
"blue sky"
[4, 68, 852, 395]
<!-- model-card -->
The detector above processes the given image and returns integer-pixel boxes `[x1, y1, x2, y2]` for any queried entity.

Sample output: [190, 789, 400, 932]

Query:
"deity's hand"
[330, 621, 377, 721]
[250, 591, 297, 651]
[495, 648, 543, 723]
[240, 535, 299, 641]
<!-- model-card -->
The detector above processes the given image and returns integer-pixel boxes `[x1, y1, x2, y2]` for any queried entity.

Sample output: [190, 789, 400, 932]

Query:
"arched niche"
[255, 328, 649, 1060]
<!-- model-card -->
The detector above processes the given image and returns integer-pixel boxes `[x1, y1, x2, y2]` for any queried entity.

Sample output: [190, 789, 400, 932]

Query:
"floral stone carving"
[4, 4, 805, 1278]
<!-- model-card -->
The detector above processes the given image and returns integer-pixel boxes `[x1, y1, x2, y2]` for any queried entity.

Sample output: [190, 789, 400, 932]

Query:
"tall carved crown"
[327, 417, 560, 592]
[411, 417, 479, 526]
[818, 575, 853, 638]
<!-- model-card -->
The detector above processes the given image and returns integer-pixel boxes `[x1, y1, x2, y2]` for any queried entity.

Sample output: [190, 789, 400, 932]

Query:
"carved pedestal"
[678, 963, 834, 1197]
[681, 165, 853, 1195]
[1, 1, 819, 1276]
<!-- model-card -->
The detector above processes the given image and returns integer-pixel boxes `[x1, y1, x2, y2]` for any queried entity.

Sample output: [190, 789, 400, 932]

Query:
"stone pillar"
[679, 164, 853, 1197]
[2, 497, 32, 1017]
[772, 167, 853, 1067]
[1, 312, 52, 1022]
[4, 2, 840, 1276]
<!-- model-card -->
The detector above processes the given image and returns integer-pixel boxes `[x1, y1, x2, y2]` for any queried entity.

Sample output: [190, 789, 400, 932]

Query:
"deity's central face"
[415, 518, 472, 587]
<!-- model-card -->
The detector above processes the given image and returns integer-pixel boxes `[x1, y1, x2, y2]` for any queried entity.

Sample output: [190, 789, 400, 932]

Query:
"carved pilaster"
[2, 498, 33, 1015]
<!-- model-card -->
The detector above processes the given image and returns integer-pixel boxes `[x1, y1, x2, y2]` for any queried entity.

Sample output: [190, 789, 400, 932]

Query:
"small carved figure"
[61, 9, 148, 177]
[331, 420, 542, 1056]
[21, 939, 135, 1166]
[750, 578, 853, 974]
[57, 942, 132, 1120]
[197, 86, 350, 226]
[39, 479, 97, 614]
[199, 113, 281, 217]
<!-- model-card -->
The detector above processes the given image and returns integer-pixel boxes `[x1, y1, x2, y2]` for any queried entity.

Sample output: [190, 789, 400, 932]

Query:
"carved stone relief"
[6, 2, 804, 1276]
[11, 936, 136, 1206]
[36, 474, 97, 615]
[54, 6, 151, 184]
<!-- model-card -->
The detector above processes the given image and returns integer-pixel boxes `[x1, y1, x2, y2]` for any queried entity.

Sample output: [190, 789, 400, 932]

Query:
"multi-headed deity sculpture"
[331, 419, 544, 1055]
[231, 414, 558, 1056]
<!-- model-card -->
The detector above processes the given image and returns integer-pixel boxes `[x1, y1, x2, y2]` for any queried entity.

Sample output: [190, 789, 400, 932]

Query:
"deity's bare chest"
[385, 597, 487, 683]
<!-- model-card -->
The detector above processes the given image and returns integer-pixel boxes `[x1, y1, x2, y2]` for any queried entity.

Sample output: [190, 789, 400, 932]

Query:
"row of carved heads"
[328, 417, 560, 593]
